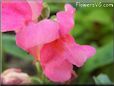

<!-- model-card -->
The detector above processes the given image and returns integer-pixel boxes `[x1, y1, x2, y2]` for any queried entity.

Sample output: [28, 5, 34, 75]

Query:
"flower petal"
[1, 1, 32, 32]
[68, 44, 96, 67]
[62, 35, 96, 67]
[65, 4, 75, 15]
[56, 4, 75, 35]
[16, 19, 59, 50]
[81, 45, 96, 58]
[44, 60, 73, 82]
[64, 43, 88, 67]
[40, 39, 65, 67]
[27, 0, 43, 21]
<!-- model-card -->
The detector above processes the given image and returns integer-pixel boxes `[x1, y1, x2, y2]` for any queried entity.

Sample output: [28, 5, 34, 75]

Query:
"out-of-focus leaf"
[70, 25, 84, 37]
[100, 34, 113, 45]
[83, 9, 113, 31]
[2, 34, 33, 61]
[48, 3, 64, 13]
[83, 41, 113, 72]
[84, 9, 111, 25]
[75, 12, 84, 23]
[93, 74, 113, 85]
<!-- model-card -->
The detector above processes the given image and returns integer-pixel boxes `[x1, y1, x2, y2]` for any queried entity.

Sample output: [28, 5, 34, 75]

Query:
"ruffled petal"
[16, 19, 59, 50]
[56, 4, 75, 35]
[61, 35, 96, 67]
[67, 44, 96, 67]
[64, 43, 88, 67]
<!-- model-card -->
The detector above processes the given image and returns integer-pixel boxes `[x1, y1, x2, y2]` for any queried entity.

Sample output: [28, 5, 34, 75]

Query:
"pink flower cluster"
[1, 0, 96, 82]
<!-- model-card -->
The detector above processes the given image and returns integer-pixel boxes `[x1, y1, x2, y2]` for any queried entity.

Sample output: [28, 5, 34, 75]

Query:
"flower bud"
[1, 68, 31, 85]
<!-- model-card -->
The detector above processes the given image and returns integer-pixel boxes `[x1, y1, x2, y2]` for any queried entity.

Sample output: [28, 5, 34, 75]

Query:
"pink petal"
[81, 45, 96, 58]
[27, 0, 43, 21]
[56, 4, 75, 35]
[64, 43, 88, 67]
[1, 1, 32, 32]
[44, 60, 73, 82]
[16, 19, 59, 50]
[65, 4, 75, 15]
[62, 35, 96, 67]
[40, 40, 65, 67]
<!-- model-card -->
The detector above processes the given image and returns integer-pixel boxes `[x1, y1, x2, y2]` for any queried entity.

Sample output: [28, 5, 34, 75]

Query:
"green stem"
[35, 61, 42, 77]
[35, 61, 50, 83]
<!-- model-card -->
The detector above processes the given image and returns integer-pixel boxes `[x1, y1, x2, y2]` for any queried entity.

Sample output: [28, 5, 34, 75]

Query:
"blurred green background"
[1, 0, 114, 85]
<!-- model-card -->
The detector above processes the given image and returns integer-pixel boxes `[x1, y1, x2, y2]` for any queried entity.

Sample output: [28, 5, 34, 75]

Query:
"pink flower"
[56, 4, 75, 35]
[1, 1, 96, 83]
[18, 4, 95, 82]
[1, 0, 43, 32]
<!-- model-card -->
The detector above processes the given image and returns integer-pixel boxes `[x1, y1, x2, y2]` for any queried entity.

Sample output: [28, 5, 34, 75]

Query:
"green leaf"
[2, 34, 33, 61]
[93, 74, 113, 85]
[70, 25, 84, 37]
[82, 9, 113, 31]
[48, 3, 64, 13]
[83, 41, 113, 72]
[84, 9, 111, 25]
[100, 35, 113, 45]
